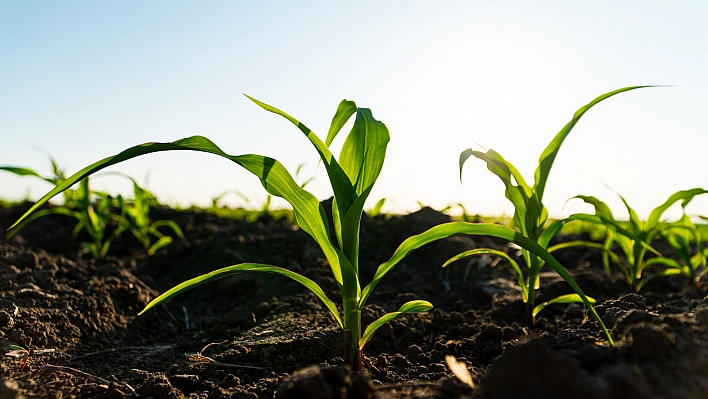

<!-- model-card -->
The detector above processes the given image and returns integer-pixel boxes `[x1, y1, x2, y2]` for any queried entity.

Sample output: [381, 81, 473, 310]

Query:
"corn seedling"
[655, 213, 708, 287]
[367, 198, 387, 218]
[0, 155, 79, 207]
[569, 188, 708, 291]
[6, 176, 124, 259]
[210, 189, 251, 213]
[457, 86, 650, 326]
[115, 175, 184, 256]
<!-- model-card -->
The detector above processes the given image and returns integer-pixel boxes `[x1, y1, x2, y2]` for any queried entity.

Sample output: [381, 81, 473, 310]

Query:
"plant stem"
[343, 299, 361, 370]
[525, 255, 542, 327]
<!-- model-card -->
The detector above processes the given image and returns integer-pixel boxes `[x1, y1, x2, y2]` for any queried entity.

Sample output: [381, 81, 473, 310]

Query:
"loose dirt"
[1, 202, 708, 398]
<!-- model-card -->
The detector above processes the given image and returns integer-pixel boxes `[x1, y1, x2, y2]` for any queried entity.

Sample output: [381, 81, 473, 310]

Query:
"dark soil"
[2, 202, 708, 398]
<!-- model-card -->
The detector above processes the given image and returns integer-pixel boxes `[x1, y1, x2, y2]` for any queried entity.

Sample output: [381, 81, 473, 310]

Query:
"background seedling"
[457, 86, 650, 326]
[655, 213, 708, 287]
[115, 174, 185, 256]
[570, 188, 708, 291]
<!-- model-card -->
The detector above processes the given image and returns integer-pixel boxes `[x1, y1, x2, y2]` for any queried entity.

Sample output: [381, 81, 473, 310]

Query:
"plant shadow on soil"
[2, 201, 708, 398]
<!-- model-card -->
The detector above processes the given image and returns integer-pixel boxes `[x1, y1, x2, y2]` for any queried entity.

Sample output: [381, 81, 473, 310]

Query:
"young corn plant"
[116, 176, 185, 256]
[8, 96, 615, 367]
[0, 155, 79, 207]
[569, 188, 708, 291]
[457, 86, 650, 327]
[6, 176, 125, 259]
[657, 213, 708, 287]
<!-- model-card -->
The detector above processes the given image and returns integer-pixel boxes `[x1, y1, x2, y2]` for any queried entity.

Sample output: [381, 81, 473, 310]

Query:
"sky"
[2, 1, 708, 220]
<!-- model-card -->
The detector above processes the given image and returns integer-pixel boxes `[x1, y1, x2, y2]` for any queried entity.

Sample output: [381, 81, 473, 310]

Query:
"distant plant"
[455, 86, 649, 327]
[657, 213, 708, 287]
[570, 189, 708, 291]
[6, 176, 124, 259]
[116, 175, 185, 256]
[367, 198, 387, 218]
[210, 189, 251, 213]
[1, 155, 79, 207]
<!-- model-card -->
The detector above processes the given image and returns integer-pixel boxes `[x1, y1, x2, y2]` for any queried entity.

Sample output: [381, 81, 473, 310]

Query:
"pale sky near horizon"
[2, 2, 708, 220]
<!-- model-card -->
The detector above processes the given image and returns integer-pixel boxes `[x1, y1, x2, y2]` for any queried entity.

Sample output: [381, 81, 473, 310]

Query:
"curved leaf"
[245, 95, 357, 219]
[325, 100, 357, 147]
[0, 166, 54, 183]
[138, 263, 343, 327]
[147, 236, 173, 256]
[533, 86, 652, 201]
[340, 108, 390, 196]
[359, 222, 613, 344]
[532, 294, 596, 317]
[358, 300, 432, 349]
[6, 136, 344, 287]
[646, 188, 708, 231]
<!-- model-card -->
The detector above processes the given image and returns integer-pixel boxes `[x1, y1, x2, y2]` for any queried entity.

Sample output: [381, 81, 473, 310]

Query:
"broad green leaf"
[339, 108, 390, 195]
[245, 95, 357, 218]
[6, 136, 345, 287]
[538, 219, 566, 249]
[358, 300, 432, 349]
[533, 86, 652, 201]
[458, 149, 474, 182]
[359, 222, 613, 344]
[138, 263, 343, 327]
[0, 166, 52, 183]
[646, 188, 708, 231]
[443, 248, 527, 302]
[532, 294, 596, 317]
[618, 194, 642, 236]
[571, 195, 614, 220]
[325, 100, 357, 147]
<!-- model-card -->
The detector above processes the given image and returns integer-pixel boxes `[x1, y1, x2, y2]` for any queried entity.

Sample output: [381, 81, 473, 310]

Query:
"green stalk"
[525, 254, 542, 326]
[343, 300, 362, 370]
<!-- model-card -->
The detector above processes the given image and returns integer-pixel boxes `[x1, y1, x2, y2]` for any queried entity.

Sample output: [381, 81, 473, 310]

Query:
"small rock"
[0, 378, 19, 399]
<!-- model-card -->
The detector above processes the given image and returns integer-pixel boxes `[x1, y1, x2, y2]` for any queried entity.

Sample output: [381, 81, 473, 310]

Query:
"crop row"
[3, 86, 707, 371]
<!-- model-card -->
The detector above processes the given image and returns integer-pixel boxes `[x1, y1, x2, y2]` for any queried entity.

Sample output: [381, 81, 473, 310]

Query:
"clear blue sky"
[2, 2, 708, 220]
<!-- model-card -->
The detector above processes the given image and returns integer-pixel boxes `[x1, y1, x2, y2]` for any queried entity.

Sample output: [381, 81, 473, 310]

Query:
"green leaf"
[532, 294, 596, 317]
[245, 95, 357, 220]
[359, 222, 613, 344]
[537, 219, 566, 249]
[325, 100, 357, 147]
[139, 263, 343, 327]
[458, 149, 474, 182]
[533, 86, 652, 201]
[646, 188, 708, 231]
[150, 220, 184, 238]
[6, 136, 344, 288]
[147, 236, 173, 256]
[358, 300, 432, 349]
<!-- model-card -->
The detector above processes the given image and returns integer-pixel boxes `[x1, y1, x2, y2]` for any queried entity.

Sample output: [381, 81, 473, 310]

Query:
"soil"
[2, 201, 708, 399]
